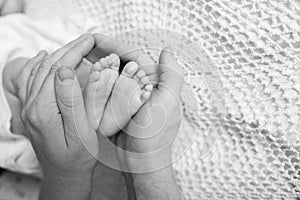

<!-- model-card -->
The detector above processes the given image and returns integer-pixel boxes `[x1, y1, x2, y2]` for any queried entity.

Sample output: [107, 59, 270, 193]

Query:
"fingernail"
[80, 33, 92, 41]
[127, 62, 138, 72]
[57, 67, 75, 82]
[37, 50, 47, 56]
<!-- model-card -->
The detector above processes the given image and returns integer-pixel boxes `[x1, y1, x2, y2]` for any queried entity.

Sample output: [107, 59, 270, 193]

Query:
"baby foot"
[100, 61, 153, 136]
[119, 46, 184, 153]
[84, 54, 120, 130]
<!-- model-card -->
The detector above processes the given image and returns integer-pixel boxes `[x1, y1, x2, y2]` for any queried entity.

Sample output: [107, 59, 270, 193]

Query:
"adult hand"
[17, 34, 98, 200]
[0, 0, 23, 16]
[116, 46, 184, 199]
[85, 34, 182, 172]
[82, 33, 161, 199]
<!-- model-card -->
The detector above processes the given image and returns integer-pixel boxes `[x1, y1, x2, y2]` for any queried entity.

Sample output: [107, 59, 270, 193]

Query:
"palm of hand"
[115, 47, 184, 172]
[122, 90, 181, 153]
[23, 80, 98, 176]
[18, 35, 100, 177]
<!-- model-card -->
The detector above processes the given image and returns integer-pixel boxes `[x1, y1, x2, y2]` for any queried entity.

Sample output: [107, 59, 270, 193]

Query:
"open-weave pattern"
[24, 0, 300, 199]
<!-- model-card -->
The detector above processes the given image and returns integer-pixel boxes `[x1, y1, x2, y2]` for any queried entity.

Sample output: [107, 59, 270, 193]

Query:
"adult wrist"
[124, 145, 173, 173]
[40, 169, 94, 200]
[130, 165, 182, 200]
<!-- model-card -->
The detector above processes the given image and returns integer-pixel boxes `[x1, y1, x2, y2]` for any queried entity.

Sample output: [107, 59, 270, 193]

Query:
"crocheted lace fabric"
[24, 0, 300, 199]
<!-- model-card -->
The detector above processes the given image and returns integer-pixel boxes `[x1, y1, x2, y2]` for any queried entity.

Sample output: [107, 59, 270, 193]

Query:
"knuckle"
[50, 61, 62, 73]
[59, 94, 82, 109]
[30, 65, 39, 76]
[40, 59, 52, 70]
[25, 98, 45, 125]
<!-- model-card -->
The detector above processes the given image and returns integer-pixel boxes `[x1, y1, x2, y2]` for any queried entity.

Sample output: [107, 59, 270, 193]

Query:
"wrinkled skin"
[18, 34, 99, 178]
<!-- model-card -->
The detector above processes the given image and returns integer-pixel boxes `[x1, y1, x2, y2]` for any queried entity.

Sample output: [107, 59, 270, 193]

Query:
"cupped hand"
[115, 47, 185, 173]
[17, 34, 99, 178]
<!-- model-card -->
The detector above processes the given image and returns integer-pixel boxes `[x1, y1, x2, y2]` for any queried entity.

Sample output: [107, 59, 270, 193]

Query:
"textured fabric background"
[22, 0, 300, 199]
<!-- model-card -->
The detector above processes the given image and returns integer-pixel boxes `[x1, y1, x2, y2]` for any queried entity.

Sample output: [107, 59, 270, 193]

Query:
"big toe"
[121, 61, 139, 78]
[108, 53, 121, 70]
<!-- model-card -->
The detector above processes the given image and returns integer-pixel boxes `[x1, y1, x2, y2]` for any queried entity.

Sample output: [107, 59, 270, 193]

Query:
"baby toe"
[141, 91, 151, 101]
[92, 62, 103, 72]
[135, 70, 146, 79]
[144, 84, 153, 91]
[122, 61, 139, 78]
[100, 58, 109, 68]
[89, 71, 101, 83]
[108, 54, 120, 69]
[140, 76, 150, 85]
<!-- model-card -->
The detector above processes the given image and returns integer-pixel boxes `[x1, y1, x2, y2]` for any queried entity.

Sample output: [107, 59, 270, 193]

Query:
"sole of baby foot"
[84, 54, 120, 130]
[123, 46, 185, 152]
[100, 61, 153, 137]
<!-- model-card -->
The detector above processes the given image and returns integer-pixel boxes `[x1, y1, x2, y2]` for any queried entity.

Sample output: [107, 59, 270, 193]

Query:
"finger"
[28, 34, 92, 102]
[26, 60, 44, 100]
[17, 51, 48, 105]
[158, 46, 184, 96]
[57, 34, 95, 69]
[91, 33, 158, 83]
[34, 34, 95, 113]
[55, 67, 98, 150]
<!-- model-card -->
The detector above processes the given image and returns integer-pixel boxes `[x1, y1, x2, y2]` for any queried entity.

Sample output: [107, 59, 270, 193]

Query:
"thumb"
[158, 46, 184, 96]
[55, 66, 95, 145]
